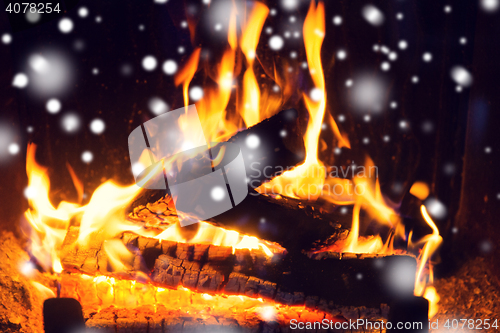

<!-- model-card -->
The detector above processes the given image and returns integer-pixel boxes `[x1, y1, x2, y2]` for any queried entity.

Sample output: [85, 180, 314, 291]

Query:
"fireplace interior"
[0, 0, 500, 332]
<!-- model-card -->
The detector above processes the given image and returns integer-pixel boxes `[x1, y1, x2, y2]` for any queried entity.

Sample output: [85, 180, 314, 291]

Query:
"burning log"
[59, 273, 389, 333]
[206, 191, 353, 252]
[60, 226, 417, 309]
[128, 192, 352, 253]
[129, 108, 305, 210]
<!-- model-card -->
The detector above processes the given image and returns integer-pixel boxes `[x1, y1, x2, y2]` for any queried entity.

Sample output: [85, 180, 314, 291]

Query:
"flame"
[154, 221, 279, 257]
[240, 2, 269, 127]
[24, 143, 280, 278]
[31, 281, 56, 301]
[411, 205, 443, 317]
[256, 1, 330, 200]
[62, 273, 338, 325]
[174, 47, 201, 108]
[24, 144, 81, 272]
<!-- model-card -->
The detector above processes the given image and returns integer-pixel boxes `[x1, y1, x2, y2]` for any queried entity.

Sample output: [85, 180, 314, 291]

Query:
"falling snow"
[269, 35, 284, 50]
[2, 33, 12, 44]
[12, 73, 28, 88]
[362, 5, 385, 26]
[78, 7, 89, 18]
[46, 98, 61, 114]
[333, 16, 342, 26]
[90, 119, 106, 134]
[337, 50, 347, 60]
[281, 0, 299, 11]
[26, 11, 41, 24]
[246, 134, 260, 149]
[480, 0, 499, 12]
[425, 198, 447, 219]
[310, 87, 323, 102]
[142, 56, 157, 71]
[8, 143, 19, 155]
[189, 86, 203, 101]
[162, 60, 178, 75]
[81, 151, 93, 163]
[450, 66, 473, 87]
[59, 18, 74, 33]
[148, 97, 169, 115]
[61, 113, 81, 133]
[210, 186, 226, 201]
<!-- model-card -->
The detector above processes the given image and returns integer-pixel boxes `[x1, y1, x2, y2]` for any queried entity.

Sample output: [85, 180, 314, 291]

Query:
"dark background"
[0, 0, 498, 280]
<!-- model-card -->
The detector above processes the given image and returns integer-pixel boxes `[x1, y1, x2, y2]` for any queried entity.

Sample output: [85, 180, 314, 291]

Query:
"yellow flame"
[240, 2, 269, 127]
[24, 144, 81, 272]
[410, 182, 430, 201]
[424, 286, 440, 318]
[256, 0, 329, 200]
[175, 47, 201, 108]
[412, 205, 443, 317]
[31, 281, 56, 301]
[154, 221, 279, 257]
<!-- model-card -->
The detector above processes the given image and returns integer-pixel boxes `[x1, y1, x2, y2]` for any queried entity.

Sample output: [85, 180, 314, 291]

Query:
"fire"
[24, 143, 279, 276]
[154, 221, 279, 257]
[60, 273, 338, 326]
[411, 205, 443, 317]
[240, 2, 269, 128]
[22, 0, 444, 323]
[24, 144, 80, 272]
[257, 1, 331, 200]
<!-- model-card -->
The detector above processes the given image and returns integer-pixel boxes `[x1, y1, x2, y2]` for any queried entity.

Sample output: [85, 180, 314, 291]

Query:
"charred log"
[127, 192, 352, 253]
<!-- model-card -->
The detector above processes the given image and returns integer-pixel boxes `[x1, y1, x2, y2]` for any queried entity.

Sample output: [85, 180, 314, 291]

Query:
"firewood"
[61, 226, 417, 309]
[63, 274, 389, 333]
[128, 108, 305, 210]
[126, 192, 352, 253]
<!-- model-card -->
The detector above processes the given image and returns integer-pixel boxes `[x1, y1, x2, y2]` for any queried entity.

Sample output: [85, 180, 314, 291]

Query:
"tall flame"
[24, 144, 80, 272]
[412, 205, 443, 317]
[240, 2, 269, 127]
[257, 0, 329, 200]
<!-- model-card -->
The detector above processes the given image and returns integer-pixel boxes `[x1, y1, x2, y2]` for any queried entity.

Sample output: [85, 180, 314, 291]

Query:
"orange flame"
[411, 205, 443, 317]
[240, 2, 269, 127]
[256, 1, 331, 200]
[24, 144, 80, 272]
[154, 221, 279, 257]
[24, 143, 280, 277]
